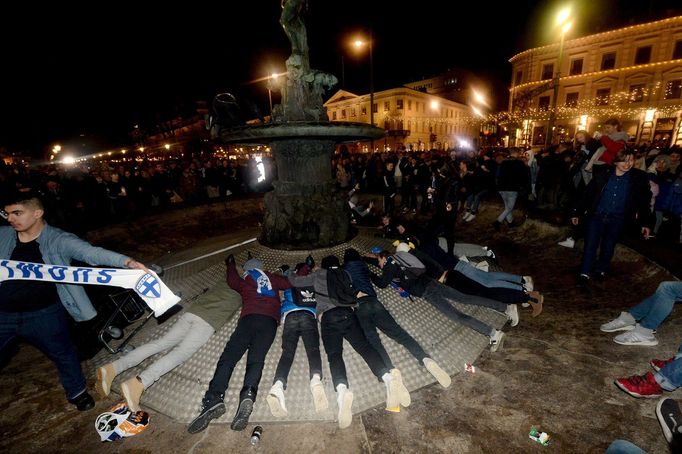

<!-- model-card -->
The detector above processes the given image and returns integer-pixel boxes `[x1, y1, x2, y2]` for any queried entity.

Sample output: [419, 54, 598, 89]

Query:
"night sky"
[2, 0, 681, 156]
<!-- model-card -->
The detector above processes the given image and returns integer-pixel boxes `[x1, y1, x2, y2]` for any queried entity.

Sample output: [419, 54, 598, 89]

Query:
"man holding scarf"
[0, 191, 147, 411]
[188, 254, 291, 434]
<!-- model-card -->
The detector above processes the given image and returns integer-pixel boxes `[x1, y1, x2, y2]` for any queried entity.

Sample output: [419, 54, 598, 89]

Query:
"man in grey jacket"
[0, 191, 147, 411]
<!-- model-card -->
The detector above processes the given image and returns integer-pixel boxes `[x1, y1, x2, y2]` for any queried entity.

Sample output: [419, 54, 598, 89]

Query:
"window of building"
[665, 79, 682, 99]
[674, 40, 682, 60]
[372, 103, 377, 114]
[361, 105, 367, 115]
[332, 111, 337, 120]
[515, 71, 523, 85]
[569, 58, 583, 75]
[383, 101, 390, 111]
[341, 109, 346, 119]
[541, 63, 554, 80]
[538, 96, 550, 110]
[565, 92, 579, 107]
[634, 46, 652, 65]
[595, 88, 611, 105]
[601, 52, 616, 70]
[629, 84, 645, 103]
[350, 107, 356, 117]
[397, 99, 403, 110]
[407, 100, 412, 110]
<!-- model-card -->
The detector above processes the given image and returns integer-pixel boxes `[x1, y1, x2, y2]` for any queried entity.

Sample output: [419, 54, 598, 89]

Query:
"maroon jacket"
[226, 262, 291, 321]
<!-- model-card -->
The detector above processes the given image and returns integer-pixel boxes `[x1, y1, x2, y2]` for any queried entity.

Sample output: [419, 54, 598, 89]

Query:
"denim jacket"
[0, 223, 130, 321]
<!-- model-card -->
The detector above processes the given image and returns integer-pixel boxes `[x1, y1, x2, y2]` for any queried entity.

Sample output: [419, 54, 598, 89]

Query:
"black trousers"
[320, 307, 389, 389]
[355, 297, 428, 368]
[205, 314, 277, 401]
[273, 310, 322, 388]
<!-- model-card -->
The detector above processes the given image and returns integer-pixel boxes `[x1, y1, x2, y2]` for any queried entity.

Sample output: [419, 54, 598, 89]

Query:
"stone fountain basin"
[219, 121, 385, 144]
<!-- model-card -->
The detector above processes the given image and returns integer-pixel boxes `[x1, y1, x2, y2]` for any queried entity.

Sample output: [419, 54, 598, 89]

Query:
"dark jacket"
[497, 158, 530, 192]
[343, 259, 376, 297]
[369, 257, 430, 297]
[573, 167, 653, 229]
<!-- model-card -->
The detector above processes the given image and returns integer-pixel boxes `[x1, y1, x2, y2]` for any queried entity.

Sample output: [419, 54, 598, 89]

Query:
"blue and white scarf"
[245, 268, 275, 296]
[0, 260, 180, 317]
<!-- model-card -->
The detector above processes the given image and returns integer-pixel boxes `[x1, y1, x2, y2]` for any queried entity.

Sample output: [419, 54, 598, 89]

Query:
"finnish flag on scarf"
[0, 260, 180, 316]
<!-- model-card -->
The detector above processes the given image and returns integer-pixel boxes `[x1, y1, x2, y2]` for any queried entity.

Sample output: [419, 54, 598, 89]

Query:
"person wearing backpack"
[266, 260, 327, 418]
[343, 248, 451, 388]
[288, 255, 411, 428]
[369, 250, 508, 352]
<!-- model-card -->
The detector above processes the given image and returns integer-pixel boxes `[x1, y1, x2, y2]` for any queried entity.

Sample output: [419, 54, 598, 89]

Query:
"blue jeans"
[497, 191, 518, 223]
[0, 304, 86, 400]
[454, 261, 524, 291]
[629, 281, 682, 330]
[465, 190, 487, 214]
[655, 342, 682, 391]
[605, 439, 646, 454]
[580, 213, 625, 276]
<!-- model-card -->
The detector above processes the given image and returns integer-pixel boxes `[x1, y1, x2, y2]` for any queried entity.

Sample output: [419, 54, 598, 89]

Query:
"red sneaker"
[651, 357, 676, 372]
[615, 372, 663, 398]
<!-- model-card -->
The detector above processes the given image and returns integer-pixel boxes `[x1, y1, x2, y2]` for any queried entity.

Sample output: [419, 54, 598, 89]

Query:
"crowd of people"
[2, 115, 682, 448]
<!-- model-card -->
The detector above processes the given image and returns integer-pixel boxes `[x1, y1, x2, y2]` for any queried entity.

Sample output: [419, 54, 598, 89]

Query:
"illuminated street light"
[353, 36, 374, 129]
[164, 144, 171, 150]
[546, 6, 573, 147]
[430, 100, 440, 111]
[138, 147, 145, 152]
[267, 72, 279, 120]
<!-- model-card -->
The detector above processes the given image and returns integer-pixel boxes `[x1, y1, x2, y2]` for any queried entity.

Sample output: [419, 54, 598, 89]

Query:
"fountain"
[215, 0, 384, 250]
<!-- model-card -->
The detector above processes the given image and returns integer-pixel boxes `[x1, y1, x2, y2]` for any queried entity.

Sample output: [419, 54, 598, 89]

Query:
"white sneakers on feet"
[266, 381, 288, 417]
[523, 276, 534, 292]
[310, 375, 328, 413]
[600, 312, 636, 333]
[558, 237, 575, 248]
[505, 304, 519, 327]
[490, 330, 506, 352]
[614, 324, 658, 346]
[423, 358, 451, 388]
[336, 384, 354, 429]
[465, 213, 476, 222]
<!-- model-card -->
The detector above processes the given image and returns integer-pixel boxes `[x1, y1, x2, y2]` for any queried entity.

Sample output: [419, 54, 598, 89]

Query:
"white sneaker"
[558, 237, 575, 248]
[489, 330, 506, 352]
[266, 381, 288, 417]
[465, 214, 476, 222]
[523, 276, 534, 292]
[614, 325, 658, 346]
[336, 385, 354, 429]
[600, 312, 636, 333]
[423, 358, 451, 388]
[462, 212, 471, 221]
[310, 375, 328, 413]
[475, 260, 489, 272]
[505, 304, 519, 327]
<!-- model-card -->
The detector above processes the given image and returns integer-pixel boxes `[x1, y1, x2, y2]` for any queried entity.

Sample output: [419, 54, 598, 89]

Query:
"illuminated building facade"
[324, 83, 477, 152]
[508, 16, 682, 148]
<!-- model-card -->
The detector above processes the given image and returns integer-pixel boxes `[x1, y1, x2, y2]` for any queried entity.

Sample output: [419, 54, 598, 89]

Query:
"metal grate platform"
[88, 232, 507, 424]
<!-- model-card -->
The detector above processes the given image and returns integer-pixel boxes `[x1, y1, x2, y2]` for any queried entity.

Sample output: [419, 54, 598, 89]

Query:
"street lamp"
[267, 73, 279, 120]
[353, 34, 374, 129]
[546, 8, 573, 147]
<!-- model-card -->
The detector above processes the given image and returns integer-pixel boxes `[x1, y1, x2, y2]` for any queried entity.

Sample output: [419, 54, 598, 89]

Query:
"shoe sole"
[507, 305, 519, 327]
[424, 361, 451, 388]
[95, 367, 111, 397]
[338, 391, 354, 429]
[614, 338, 659, 346]
[490, 333, 505, 352]
[121, 380, 143, 412]
[311, 383, 328, 413]
[614, 380, 662, 398]
[231, 399, 254, 431]
[390, 370, 411, 407]
[188, 403, 226, 434]
[266, 393, 288, 418]
[656, 397, 678, 444]
[600, 325, 635, 333]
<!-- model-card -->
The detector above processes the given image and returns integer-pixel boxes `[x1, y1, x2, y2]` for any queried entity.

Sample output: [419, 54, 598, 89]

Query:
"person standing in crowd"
[0, 190, 148, 411]
[493, 148, 530, 231]
[572, 148, 652, 288]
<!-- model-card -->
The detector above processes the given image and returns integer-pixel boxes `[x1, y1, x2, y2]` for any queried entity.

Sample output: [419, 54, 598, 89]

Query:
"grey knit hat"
[243, 258, 263, 271]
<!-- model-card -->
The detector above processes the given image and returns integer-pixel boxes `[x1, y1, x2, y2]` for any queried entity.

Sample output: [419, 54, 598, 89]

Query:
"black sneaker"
[656, 397, 682, 444]
[594, 271, 606, 282]
[492, 220, 502, 232]
[577, 274, 590, 287]
[187, 399, 226, 434]
[68, 391, 95, 411]
[230, 397, 254, 431]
